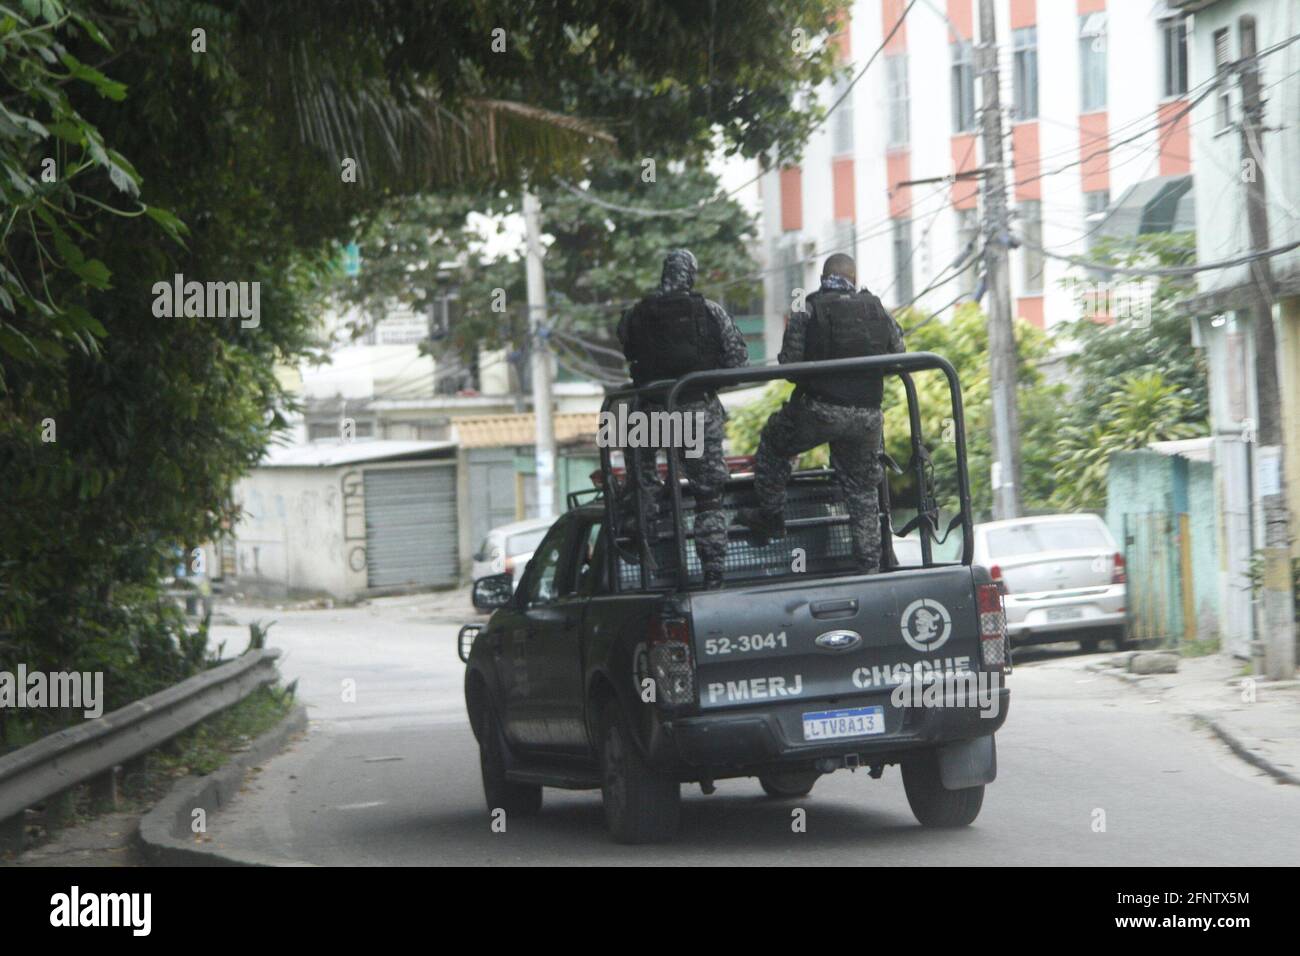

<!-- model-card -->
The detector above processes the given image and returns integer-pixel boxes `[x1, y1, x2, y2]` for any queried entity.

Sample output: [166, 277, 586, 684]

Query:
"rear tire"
[478, 704, 542, 818]
[1079, 635, 1100, 653]
[759, 771, 820, 798]
[600, 701, 680, 844]
[901, 749, 984, 827]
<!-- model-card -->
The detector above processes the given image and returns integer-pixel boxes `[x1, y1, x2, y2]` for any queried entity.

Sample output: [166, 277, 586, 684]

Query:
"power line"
[900, 286, 973, 337]
[1021, 234, 1300, 278]
[1009, 31, 1300, 194]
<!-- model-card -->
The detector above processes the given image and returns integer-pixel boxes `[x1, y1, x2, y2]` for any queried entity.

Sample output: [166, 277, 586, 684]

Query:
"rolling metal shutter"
[364, 465, 458, 588]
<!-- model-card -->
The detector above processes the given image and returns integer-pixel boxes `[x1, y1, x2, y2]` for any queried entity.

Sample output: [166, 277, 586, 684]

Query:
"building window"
[831, 75, 855, 155]
[1079, 13, 1108, 112]
[956, 207, 980, 297]
[1013, 27, 1038, 120]
[1161, 17, 1189, 97]
[886, 53, 910, 147]
[1214, 28, 1232, 131]
[950, 41, 976, 133]
[892, 219, 914, 307]
[1019, 200, 1043, 293]
[775, 238, 805, 314]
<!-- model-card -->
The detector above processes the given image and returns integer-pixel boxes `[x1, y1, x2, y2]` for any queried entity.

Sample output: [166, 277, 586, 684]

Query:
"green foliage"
[1, 0, 848, 746]
[332, 158, 761, 372]
[727, 304, 1066, 520]
[0, 0, 174, 382]
[1051, 372, 1204, 510]
[1049, 232, 1209, 509]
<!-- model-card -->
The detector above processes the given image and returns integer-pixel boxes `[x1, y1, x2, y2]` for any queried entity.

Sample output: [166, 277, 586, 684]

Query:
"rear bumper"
[652, 686, 1009, 776]
[1004, 584, 1126, 643]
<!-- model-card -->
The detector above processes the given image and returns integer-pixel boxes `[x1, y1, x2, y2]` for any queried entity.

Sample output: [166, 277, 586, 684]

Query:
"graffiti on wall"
[342, 469, 367, 573]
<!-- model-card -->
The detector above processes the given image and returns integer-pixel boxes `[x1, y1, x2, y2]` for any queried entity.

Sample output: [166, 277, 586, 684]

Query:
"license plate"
[802, 706, 885, 741]
[1047, 606, 1084, 621]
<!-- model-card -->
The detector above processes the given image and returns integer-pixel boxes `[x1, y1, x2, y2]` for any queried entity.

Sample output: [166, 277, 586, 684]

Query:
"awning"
[452, 412, 597, 449]
[1098, 175, 1195, 240]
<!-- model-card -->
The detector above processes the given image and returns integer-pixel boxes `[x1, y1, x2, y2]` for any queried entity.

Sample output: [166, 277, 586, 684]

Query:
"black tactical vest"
[800, 290, 893, 407]
[626, 292, 720, 386]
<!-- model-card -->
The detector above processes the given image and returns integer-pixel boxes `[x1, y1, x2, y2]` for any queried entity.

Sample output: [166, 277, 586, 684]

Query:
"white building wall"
[1181, 0, 1300, 657]
[1187, 0, 1300, 299]
[757, 0, 1200, 348]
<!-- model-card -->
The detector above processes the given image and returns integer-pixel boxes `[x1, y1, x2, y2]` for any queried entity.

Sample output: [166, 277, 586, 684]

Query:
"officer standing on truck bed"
[616, 249, 750, 589]
[735, 254, 905, 573]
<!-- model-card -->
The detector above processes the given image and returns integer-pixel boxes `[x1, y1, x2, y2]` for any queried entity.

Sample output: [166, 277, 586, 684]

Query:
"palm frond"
[284, 56, 614, 190]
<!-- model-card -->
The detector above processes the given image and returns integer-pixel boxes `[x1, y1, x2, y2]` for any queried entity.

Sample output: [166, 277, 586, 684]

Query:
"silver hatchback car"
[972, 513, 1127, 652]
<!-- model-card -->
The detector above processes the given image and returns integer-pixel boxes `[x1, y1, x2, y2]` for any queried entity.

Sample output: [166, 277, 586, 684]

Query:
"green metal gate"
[1123, 511, 1194, 647]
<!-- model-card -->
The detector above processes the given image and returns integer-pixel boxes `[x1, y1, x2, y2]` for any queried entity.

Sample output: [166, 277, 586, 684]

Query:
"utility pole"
[977, 0, 1021, 520]
[522, 189, 557, 520]
[1238, 15, 1295, 679]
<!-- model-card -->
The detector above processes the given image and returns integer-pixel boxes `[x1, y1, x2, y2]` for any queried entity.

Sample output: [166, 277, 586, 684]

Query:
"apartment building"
[758, 0, 1200, 349]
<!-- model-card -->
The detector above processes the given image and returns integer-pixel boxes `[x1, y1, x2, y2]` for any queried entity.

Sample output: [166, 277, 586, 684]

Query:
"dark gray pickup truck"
[459, 353, 1011, 843]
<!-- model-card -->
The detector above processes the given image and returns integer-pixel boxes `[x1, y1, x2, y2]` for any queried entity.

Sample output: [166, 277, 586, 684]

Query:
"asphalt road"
[207, 597, 1300, 866]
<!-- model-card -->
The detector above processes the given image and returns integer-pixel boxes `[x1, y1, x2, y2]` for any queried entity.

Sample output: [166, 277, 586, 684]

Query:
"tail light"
[648, 613, 694, 707]
[989, 564, 1008, 595]
[976, 583, 1011, 674]
[1111, 552, 1126, 585]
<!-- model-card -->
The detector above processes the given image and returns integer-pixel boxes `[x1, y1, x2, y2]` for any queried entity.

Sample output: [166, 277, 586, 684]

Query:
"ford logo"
[814, 629, 862, 652]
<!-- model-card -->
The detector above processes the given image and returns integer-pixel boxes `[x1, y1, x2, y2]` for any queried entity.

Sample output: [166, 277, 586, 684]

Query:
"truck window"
[572, 522, 605, 597]
[522, 524, 569, 607]
[506, 528, 547, 557]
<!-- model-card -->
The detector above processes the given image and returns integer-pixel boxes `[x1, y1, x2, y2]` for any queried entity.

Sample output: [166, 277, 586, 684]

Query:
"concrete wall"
[233, 467, 351, 598]
[1107, 449, 1220, 643]
[1187, 457, 1221, 641]
[1278, 297, 1300, 560]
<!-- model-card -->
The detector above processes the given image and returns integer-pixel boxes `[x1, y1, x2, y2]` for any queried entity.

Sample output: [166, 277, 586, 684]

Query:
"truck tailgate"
[687, 566, 982, 713]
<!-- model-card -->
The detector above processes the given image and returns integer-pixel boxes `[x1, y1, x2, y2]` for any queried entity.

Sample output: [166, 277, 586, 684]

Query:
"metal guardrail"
[0, 648, 281, 825]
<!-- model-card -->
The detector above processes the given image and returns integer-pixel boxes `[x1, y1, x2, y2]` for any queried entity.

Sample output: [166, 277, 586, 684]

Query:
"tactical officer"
[735, 254, 905, 573]
[616, 249, 750, 588]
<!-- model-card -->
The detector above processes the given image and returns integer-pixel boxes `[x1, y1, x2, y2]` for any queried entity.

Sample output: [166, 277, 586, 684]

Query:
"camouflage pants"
[753, 393, 884, 570]
[618, 396, 729, 575]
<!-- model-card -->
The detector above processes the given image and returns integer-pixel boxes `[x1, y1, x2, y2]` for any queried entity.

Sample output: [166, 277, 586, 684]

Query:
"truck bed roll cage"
[596, 351, 974, 591]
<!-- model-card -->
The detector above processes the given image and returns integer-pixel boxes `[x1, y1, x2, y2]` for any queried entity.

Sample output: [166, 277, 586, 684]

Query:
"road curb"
[1088, 662, 1299, 785]
[137, 703, 311, 866]
[1191, 714, 1300, 787]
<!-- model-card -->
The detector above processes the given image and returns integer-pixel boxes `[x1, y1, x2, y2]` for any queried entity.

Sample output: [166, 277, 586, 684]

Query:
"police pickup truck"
[458, 352, 1010, 844]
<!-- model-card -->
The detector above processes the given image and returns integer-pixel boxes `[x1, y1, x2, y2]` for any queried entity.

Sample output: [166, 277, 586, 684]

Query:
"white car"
[471, 517, 553, 591]
[972, 513, 1128, 652]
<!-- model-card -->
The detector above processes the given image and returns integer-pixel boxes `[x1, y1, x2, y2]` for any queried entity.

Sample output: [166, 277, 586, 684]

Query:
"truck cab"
[460, 351, 1010, 843]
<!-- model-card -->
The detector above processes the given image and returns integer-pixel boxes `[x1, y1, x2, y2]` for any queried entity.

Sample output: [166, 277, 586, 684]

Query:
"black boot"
[734, 507, 785, 547]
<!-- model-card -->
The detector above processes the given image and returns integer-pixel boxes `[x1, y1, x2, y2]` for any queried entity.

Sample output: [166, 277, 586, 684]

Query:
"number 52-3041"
[704, 631, 788, 656]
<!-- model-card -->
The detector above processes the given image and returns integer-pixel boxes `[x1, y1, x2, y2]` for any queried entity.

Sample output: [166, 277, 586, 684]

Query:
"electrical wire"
[1020, 234, 1300, 278]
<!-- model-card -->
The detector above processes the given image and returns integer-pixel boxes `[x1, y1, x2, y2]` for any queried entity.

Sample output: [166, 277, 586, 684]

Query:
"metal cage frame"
[596, 351, 974, 592]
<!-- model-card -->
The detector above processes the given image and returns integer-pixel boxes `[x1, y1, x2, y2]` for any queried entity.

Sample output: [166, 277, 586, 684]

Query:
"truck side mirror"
[472, 572, 515, 611]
